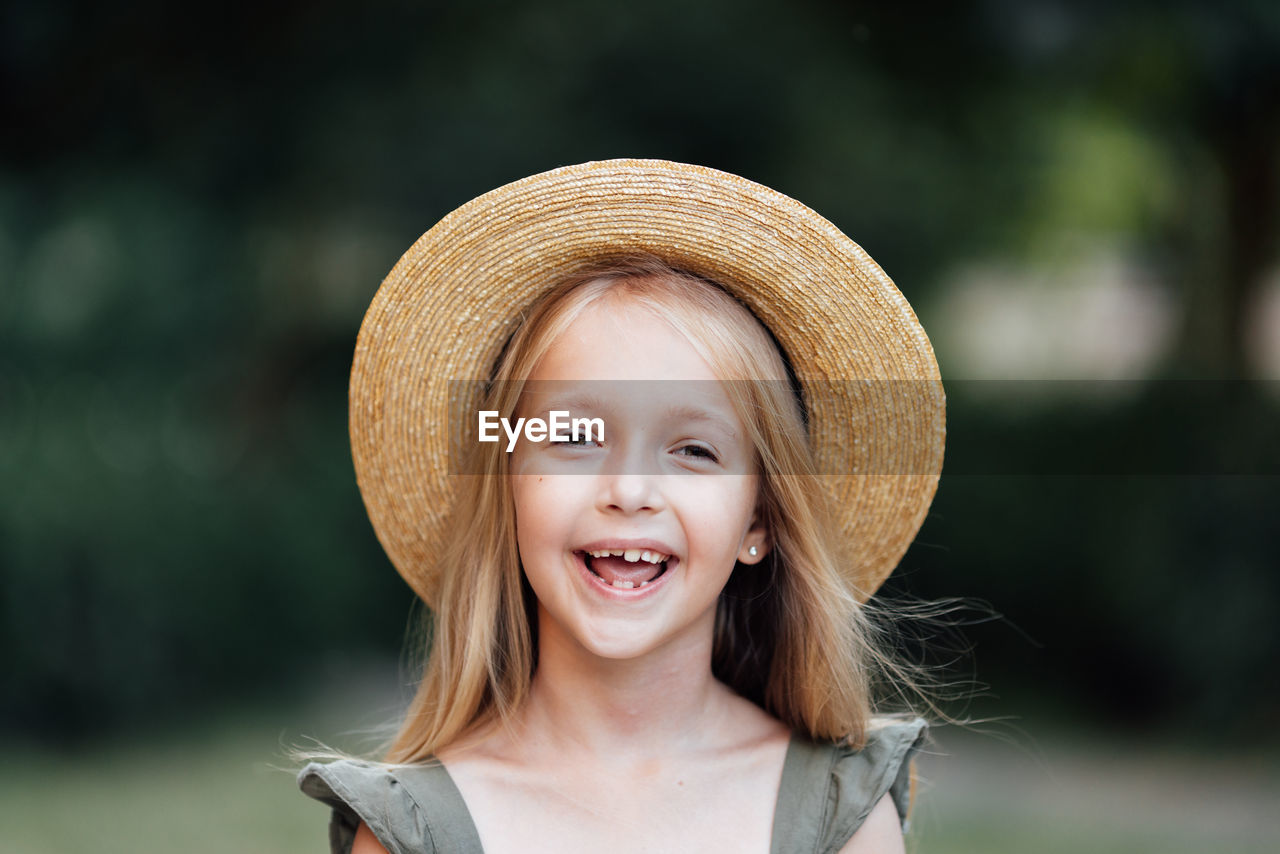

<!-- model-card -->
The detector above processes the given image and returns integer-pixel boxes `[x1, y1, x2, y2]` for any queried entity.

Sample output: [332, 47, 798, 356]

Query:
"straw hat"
[350, 159, 944, 606]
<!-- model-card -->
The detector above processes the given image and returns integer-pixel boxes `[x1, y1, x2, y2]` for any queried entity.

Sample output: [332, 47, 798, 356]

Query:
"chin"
[566, 616, 678, 661]
[576, 630, 661, 662]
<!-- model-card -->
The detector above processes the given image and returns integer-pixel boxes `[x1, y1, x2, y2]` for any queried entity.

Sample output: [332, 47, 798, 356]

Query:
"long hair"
[385, 255, 891, 762]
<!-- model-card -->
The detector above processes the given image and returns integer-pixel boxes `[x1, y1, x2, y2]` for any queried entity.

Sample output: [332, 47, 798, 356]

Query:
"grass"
[3, 706, 1276, 853]
[1, 711, 327, 854]
[909, 725, 1279, 854]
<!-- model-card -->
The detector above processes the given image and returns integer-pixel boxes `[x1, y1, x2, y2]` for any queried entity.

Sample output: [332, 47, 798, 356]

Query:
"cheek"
[512, 479, 544, 536]
[511, 476, 580, 548]
[513, 475, 569, 510]
[690, 476, 759, 525]
[510, 478, 537, 554]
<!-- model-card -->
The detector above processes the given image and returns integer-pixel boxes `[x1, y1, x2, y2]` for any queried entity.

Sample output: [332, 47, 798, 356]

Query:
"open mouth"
[577, 548, 674, 590]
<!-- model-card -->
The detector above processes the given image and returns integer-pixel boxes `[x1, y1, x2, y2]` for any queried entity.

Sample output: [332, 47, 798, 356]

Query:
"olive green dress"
[298, 717, 926, 854]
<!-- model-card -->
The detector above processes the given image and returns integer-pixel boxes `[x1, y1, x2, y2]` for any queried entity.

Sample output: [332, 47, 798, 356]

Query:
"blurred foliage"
[889, 382, 1280, 738]
[2, 0, 1279, 743]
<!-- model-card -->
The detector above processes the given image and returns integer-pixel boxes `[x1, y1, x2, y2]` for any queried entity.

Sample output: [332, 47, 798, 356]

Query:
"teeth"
[586, 549, 668, 563]
[611, 580, 635, 589]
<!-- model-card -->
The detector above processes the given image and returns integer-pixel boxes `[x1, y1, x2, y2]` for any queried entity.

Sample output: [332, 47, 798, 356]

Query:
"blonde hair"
[386, 255, 895, 762]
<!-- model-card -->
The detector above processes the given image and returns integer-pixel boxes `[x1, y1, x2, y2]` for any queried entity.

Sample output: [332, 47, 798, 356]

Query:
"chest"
[448, 746, 788, 854]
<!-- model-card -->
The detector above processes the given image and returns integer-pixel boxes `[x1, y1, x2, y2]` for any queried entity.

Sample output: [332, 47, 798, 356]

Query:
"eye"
[550, 434, 599, 449]
[673, 443, 719, 464]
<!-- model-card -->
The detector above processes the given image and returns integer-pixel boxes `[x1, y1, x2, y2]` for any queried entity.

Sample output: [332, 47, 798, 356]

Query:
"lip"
[571, 538, 681, 600]
[576, 537, 679, 558]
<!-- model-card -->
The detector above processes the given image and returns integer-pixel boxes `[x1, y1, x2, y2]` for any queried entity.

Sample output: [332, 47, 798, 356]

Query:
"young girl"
[299, 160, 945, 853]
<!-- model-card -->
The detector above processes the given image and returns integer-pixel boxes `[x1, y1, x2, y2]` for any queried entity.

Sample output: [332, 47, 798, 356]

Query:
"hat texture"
[350, 159, 944, 606]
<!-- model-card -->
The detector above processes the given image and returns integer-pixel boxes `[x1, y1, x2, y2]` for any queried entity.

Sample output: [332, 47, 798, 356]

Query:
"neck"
[513, 605, 735, 765]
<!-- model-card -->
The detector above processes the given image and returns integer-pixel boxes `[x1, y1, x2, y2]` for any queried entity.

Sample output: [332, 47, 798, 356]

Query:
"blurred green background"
[2, 0, 1278, 851]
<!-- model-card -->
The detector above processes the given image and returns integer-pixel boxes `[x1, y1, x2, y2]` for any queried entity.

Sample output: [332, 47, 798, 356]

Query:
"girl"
[299, 160, 945, 854]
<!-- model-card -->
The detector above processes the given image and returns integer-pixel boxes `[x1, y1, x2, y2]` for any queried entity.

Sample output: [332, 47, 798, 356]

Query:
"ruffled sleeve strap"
[771, 718, 928, 854]
[298, 759, 484, 854]
[298, 760, 431, 854]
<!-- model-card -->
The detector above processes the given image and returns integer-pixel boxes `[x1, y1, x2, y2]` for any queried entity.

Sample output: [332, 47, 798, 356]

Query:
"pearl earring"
[748, 546, 758, 557]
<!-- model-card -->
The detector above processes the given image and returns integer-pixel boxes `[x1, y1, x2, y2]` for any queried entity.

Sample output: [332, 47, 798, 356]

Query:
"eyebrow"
[529, 392, 741, 437]
[659, 404, 741, 438]
[532, 391, 609, 414]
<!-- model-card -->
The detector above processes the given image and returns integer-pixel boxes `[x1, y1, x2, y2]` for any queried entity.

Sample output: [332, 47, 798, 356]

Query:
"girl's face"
[510, 295, 769, 662]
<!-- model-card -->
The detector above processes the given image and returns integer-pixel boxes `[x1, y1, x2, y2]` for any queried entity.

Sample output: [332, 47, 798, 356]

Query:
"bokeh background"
[2, 1, 1278, 851]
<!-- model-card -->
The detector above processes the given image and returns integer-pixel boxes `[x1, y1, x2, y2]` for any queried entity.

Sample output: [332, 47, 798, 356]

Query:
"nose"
[596, 451, 666, 515]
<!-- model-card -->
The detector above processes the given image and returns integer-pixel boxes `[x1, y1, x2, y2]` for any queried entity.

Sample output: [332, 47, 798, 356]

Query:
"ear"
[737, 510, 771, 565]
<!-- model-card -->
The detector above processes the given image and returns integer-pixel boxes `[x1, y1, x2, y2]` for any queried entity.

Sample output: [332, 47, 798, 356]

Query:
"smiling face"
[509, 293, 770, 662]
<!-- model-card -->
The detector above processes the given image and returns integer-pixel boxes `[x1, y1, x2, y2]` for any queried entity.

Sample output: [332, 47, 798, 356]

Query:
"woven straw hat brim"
[350, 159, 944, 607]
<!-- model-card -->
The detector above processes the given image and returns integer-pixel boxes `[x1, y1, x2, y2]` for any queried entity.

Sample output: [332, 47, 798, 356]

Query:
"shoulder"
[775, 718, 927, 854]
[836, 793, 905, 854]
[352, 820, 392, 854]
